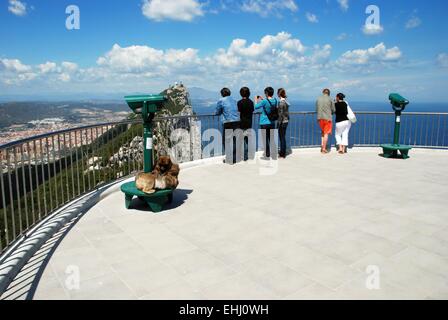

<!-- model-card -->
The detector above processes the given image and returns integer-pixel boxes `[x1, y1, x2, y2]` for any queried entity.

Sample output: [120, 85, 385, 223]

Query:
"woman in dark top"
[237, 87, 255, 161]
[277, 88, 290, 158]
[334, 93, 352, 154]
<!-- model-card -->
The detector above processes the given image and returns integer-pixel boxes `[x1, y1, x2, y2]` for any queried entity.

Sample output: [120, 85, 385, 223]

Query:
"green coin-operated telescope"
[380, 93, 412, 159]
[389, 93, 409, 113]
[125, 94, 166, 173]
[120, 94, 174, 212]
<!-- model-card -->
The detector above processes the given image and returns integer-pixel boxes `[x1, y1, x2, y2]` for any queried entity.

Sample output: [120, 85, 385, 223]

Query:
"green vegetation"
[0, 85, 192, 252]
[0, 122, 144, 251]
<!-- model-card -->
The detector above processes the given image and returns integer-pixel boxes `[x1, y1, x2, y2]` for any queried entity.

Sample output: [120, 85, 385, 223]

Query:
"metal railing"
[1, 111, 447, 253]
[285, 112, 448, 149]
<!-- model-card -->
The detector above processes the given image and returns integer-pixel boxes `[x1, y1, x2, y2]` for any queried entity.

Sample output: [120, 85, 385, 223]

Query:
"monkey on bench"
[135, 156, 180, 194]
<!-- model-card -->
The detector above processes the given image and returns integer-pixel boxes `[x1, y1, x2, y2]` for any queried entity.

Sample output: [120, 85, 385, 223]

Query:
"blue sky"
[0, 0, 447, 102]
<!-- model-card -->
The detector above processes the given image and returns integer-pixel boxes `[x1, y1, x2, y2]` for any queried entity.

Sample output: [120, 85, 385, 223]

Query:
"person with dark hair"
[221, 87, 231, 98]
[334, 93, 352, 154]
[216, 88, 241, 164]
[238, 87, 255, 161]
[316, 88, 336, 154]
[277, 88, 290, 158]
[255, 87, 278, 159]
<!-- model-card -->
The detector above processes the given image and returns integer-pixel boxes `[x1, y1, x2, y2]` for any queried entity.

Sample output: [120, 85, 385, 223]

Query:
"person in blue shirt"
[255, 87, 278, 159]
[216, 88, 241, 164]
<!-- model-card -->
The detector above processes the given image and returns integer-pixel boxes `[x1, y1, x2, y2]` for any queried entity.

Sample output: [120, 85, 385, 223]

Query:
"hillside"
[0, 101, 129, 128]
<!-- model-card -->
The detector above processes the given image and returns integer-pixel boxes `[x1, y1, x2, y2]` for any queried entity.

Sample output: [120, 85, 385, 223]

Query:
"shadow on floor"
[0, 196, 94, 300]
[129, 188, 194, 212]
[1, 187, 194, 300]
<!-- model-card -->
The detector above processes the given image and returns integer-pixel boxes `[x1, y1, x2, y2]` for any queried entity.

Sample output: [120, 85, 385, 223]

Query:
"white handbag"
[346, 101, 357, 124]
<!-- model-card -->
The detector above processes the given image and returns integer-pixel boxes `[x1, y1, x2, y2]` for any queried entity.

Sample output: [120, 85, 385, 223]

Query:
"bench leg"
[382, 148, 393, 158]
[145, 196, 168, 213]
[125, 195, 133, 209]
[401, 150, 410, 159]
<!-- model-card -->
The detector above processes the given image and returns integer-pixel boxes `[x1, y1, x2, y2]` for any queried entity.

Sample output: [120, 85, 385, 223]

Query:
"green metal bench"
[381, 144, 412, 160]
[121, 181, 174, 213]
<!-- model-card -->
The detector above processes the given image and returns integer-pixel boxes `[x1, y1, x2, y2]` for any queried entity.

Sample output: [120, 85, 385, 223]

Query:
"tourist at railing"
[255, 87, 278, 160]
[216, 88, 241, 164]
[316, 88, 336, 154]
[334, 93, 352, 154]
[277, 88, 290, 159]
[237, 87, 255, 162]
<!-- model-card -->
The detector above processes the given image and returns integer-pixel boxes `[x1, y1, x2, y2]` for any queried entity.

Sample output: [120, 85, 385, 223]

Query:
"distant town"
[0, 101, 130, 146]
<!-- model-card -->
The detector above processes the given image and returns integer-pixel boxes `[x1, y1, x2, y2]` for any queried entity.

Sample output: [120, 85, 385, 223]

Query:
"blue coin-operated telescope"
[380, 93, 412, 159]
[120, 94, 174, 212]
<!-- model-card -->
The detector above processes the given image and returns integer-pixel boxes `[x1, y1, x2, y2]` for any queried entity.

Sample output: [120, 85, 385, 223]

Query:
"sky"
[0, 0, 447, 102]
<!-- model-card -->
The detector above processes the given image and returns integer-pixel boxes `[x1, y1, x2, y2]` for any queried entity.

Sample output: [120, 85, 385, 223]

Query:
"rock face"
[163, 83, 194, 116]
[106, 84, 203, 170]
[153, 84, 202, 163]
[108, 136, 144, 167]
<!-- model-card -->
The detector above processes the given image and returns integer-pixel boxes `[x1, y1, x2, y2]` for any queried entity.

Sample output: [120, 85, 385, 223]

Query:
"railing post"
[6, 149, 16, 242]
[1, 151, 9, 248]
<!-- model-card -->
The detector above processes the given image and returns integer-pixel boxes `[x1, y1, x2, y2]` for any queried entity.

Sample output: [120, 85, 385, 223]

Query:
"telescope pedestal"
[121, 94, 173, 212]
[381, 98, 412, 160]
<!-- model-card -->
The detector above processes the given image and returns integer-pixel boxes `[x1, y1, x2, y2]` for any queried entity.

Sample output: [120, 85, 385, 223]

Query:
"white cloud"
[333, 79, 361, 89]
[240, 0, 298, 17]
[229, 32, 304, 57]
[97, 44, 200, 73]
[58, 74, 71, 82]
[61, 61, 79, 72]
[1, 36, 412, 100]
[362, 24, 384, 35]
[38, 62, 58, 74]
[0, 58, 36, 85]
[17, 73, 37, 81]
[337, 0, 349, 11]
[8, 0, 27, 16]
[1, 59, 80, 86]
[142, 0, 204, 22]
[306, 12, 318, 23]
[406, 16, 422, 29]
[338, 43, 402, 66]
[210, 32, 306, 71]
[310, 44, 332, 64]
[0, 58, 32, 73]
[37, 61, 79, 75]
[336, 33, 348, 41]
[437, 53, 448, 68]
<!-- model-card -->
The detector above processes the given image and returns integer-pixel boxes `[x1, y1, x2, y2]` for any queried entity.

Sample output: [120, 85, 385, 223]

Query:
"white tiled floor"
[2, 148, 448, 300]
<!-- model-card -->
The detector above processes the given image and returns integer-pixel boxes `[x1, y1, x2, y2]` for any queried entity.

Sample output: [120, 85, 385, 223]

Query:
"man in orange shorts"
[316, 89, 336, 153]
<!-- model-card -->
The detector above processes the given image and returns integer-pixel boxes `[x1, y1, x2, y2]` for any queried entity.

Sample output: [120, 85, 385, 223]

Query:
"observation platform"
[1, 148, 448, 300]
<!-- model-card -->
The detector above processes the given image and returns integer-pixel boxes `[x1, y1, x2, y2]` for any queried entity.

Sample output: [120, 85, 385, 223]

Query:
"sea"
[191, 100, 448, 149]
[192, 100, 447, 115]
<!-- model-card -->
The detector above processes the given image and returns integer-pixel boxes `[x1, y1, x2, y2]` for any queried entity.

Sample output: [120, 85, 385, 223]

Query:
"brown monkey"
[135, 156, 180, 194]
